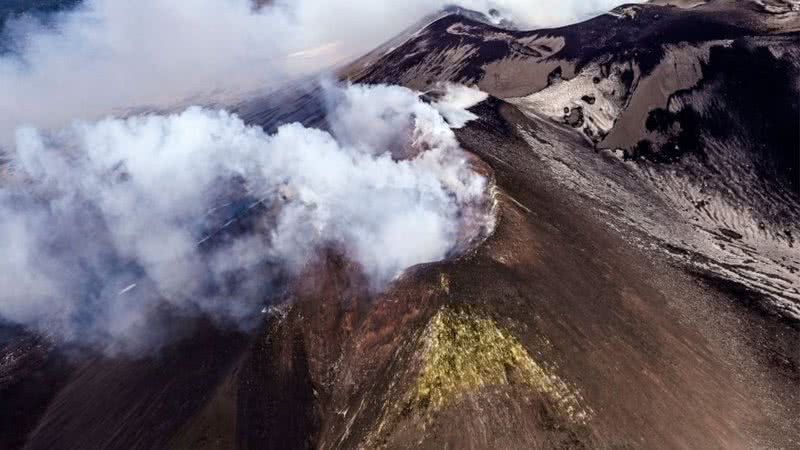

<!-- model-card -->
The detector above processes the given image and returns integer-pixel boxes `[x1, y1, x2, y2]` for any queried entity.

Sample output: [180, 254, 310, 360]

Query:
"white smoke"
[0, 82, 492, 352]
[431, 83, 490, 128]
[0, 0, 635, 351]
[0, 0, 636, 139]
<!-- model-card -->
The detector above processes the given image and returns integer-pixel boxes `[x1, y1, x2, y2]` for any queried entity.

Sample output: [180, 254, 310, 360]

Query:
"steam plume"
[0, 0, 636, 351]
[0, 0, 636, 138]
[0, 82, 492, 352]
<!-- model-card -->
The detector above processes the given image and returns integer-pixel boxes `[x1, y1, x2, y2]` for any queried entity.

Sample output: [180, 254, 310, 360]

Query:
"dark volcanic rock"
[564, 106, 584, 127]
[3, 2, 800, 450]
[642, 37, 800, 194]
[0, 330, 73, 450]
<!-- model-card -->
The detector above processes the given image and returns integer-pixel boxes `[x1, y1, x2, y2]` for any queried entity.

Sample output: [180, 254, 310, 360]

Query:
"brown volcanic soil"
[2, 3, 799, 449]
[3, 96, 798, 450]
[110, 98, 799, 449]
[9, 323, 249, 450]
[245, 99, 798, 449]
[345, 1, 800, 315]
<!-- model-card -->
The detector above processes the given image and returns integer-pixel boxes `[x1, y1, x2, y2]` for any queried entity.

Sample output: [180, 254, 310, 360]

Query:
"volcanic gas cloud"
[0, 82, 494, 353]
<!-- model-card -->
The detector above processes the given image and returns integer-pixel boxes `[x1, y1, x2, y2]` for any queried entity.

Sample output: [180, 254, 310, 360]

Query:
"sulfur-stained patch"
[410, 308, 591, 423]
[438, 273, 450, 295]
[358, 307, 592, 448]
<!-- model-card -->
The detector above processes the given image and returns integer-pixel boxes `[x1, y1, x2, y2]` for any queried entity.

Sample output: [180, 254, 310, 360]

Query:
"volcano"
[1, 1, 799, 449]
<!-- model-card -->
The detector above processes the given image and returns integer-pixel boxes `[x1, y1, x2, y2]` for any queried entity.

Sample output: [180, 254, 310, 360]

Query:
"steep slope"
[344, 2, 800, 320]
[166, 5, 800, 443]
[164, 94, 799, 449]
[2, 3, 798, 450]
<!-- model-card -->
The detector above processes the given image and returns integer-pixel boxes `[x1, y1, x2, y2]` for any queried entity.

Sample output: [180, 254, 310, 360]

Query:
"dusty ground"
[1, 2, 798, 449]
[49, 96, 793, 450]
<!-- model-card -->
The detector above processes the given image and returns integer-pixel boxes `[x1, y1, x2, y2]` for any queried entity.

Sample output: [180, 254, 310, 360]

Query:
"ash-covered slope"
[166, 86, 799, 449]
[346, 1, 800, 320]
[1, 3, 799, 450]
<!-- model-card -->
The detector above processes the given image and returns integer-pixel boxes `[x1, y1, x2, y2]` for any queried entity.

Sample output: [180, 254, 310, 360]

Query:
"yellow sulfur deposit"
[438, 273, 450, 294]
[411, 308, 590, 424]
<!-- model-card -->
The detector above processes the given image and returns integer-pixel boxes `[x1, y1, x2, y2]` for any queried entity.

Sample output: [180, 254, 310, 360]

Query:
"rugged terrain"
[1, 1, 799, 449]
[346, 0, 800, 320]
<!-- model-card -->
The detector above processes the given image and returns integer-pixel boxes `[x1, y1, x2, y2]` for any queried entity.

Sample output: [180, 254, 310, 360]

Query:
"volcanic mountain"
[1, 1, 799, 449]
